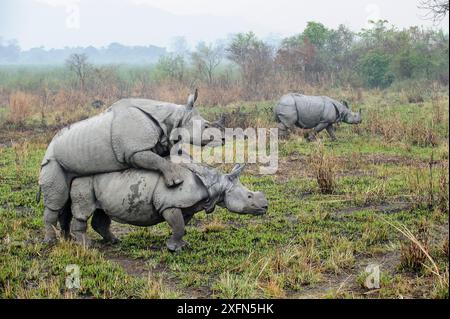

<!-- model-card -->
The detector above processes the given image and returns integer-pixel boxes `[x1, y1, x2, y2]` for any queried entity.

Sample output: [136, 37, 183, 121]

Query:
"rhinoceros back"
[91, 166, 209, 226]
[293, 94, 326, 129]
[93, 170, 161, 226]
[53, 110, 126, 175]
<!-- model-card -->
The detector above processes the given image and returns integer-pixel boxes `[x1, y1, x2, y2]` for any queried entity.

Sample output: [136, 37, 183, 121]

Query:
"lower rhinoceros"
[68, 161, 268, 252]
[274, 93, 362, 141]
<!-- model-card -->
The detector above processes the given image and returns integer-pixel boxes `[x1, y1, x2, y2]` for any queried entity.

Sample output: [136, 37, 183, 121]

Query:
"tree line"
[114, 20, 448, 97]
[1, 20, 448, 102]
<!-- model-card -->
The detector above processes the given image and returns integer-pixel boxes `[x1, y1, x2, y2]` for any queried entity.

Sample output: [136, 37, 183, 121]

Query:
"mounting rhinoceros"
[274, 93, 362, 141]
[68, 161, 268, 252]
[39, 90, 217, 244]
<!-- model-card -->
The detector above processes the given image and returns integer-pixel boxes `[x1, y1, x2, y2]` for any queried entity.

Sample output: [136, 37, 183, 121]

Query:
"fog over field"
[1, 0, 448, 58]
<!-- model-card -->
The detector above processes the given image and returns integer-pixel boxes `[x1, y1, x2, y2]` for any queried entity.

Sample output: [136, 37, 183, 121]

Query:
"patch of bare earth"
[98, 222, 212, 298]
[274, 153, 446, 183]
[332, 201, 413, 217]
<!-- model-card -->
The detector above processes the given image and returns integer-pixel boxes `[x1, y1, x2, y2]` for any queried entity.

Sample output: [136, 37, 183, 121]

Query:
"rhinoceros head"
[220, 164, 268, 215]
[341, 102, 362, 125]
[180, 89, 224, 146]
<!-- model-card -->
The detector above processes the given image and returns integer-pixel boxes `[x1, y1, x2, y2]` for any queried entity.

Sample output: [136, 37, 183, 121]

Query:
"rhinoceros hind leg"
[277, 122, 290, 139]
[58, 199, 72, 240]
[39, 160, 70, 211]
[326, 124, 337, 141]
[43, 207, 59, 244]
[131, 150, 184, 187]
[162, 208, 188, 252]
[91, 209, 119, 244]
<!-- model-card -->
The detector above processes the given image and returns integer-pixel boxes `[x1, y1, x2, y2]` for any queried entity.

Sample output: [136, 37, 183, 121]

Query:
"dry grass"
[310, 141, 337, 194]
[381, 216, 448, 296]
[7, 91, 38, 125]
[407, 155, 448, 211]
[202, 219, 227, 233]
[399, 220, 430, 272]
[437, 161, 449, 213]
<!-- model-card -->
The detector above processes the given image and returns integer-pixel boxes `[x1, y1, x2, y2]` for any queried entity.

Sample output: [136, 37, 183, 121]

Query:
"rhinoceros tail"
[36, 186, 41, 203]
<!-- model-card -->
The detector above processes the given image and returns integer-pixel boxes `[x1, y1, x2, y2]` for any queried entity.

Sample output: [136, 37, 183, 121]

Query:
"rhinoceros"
[68, 161, 268, 252]
[39, 90, 218, 244]
[274, 93, 362, 141]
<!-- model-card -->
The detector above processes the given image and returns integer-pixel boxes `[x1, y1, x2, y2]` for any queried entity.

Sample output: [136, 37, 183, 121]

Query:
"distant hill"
[0, 42, 167, 65]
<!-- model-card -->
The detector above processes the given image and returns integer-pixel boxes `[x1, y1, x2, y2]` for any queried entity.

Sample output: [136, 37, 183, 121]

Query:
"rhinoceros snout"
[255, 192, 269, 214]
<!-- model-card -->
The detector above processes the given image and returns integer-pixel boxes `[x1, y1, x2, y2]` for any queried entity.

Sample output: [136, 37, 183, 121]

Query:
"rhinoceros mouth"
[249, 208, 267, 215]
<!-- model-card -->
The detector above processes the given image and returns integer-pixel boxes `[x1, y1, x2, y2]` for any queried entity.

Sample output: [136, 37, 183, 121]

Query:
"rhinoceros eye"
[248, 194, 252, 199]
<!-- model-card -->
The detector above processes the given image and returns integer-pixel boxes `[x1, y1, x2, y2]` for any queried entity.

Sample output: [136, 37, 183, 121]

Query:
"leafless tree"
[227, 32, 274, 97]
[419, 0, 449, 23]
[191, 42, 224, 85]
[66, 53, 92, 91]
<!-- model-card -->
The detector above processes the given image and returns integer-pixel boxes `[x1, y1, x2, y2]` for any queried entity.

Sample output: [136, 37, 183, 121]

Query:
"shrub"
[358, 51, 395, 88]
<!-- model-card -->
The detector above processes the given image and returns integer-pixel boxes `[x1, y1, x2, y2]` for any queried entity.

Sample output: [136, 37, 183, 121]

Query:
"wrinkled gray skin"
[69, 162, 268, 252]
[39, 90, 217, 244]
[274, 93, 362, 141]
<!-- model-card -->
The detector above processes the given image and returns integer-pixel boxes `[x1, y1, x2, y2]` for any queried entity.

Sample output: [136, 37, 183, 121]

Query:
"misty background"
[0, 0, 449, 64]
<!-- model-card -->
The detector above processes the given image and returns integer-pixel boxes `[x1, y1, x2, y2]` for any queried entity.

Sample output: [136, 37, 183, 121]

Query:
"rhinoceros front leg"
[277, 122, 290, 139]
[326, 124, 337, 141]
[131, 150, 183, 187]
[307, 123, 329, 142]
[162, 208, 187, 252]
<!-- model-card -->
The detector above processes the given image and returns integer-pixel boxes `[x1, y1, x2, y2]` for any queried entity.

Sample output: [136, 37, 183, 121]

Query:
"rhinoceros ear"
[341, 100, 349, 108]
[212, 114, 225, 129]
[227, 163, 246, 181]
[186, 88, 198, 110]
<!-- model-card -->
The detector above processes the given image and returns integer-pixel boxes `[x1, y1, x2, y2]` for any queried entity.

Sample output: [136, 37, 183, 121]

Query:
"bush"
[358, 51, 395, 88]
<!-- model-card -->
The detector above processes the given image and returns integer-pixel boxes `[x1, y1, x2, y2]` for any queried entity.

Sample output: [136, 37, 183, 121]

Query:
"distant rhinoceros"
[274, 93, 362, 141]
[68, 161, 268, 252]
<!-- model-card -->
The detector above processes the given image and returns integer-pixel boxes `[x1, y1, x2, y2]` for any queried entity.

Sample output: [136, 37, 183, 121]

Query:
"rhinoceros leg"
[112, 107, 184, 187]
[91, 209, 119, 244]
[277, 122, 290, 139]
[39, 159, 70, 244]
[162, 208, 187, 252]
[70, 177, 96, 247]
[130, 150, 183, 187]
[326, 124, 337, 141]
[307, 123, 329, 142]
[58, 199, 72, 240]
[43, 208, 59, 244]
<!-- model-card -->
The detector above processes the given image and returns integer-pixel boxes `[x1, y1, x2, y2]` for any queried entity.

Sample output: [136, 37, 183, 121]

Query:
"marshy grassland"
[0, 86, 448, 299]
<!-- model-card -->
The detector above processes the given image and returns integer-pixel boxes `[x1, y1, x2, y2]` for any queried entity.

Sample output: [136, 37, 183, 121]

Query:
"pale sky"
[1, 0, 448, 49]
